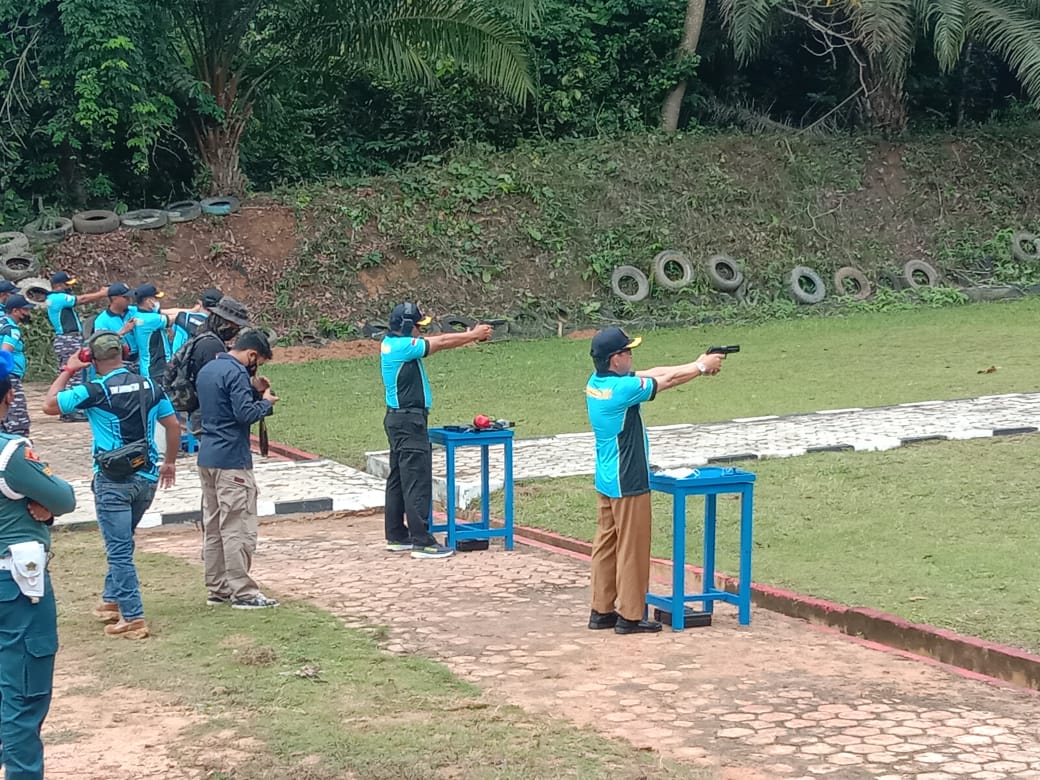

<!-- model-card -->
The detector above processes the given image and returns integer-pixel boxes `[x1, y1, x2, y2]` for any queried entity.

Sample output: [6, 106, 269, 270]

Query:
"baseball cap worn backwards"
[389, 303, 432, 332]
[108, 282, 131, 297]
[50, 271, 75, 285]
[200, 288, 223, 308]
[5, 294, 35, 311]
[590, 327, 642, 361]
[134, 283, 163, 302]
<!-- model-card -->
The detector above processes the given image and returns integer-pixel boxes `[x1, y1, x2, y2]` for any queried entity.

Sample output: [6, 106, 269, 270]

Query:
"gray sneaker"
[410, 543, 455, 560]
[385, 541, 413, 552]
[231, 594, 280, 609]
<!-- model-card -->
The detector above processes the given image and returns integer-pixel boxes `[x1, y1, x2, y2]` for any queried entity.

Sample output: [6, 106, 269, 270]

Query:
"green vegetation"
[494, 434, 1040, 653]
[52, 532, 707, 779]
[265, 297, 1040, 467]
[270, 127, 1040, 333]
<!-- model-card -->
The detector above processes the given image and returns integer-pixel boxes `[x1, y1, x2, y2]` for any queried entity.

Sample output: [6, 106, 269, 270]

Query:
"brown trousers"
[590, 492, 652, 622]
[199, 467, 260, 602]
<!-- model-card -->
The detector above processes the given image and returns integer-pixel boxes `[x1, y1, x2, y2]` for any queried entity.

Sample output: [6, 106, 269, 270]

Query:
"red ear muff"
[122, 343, 131, 360]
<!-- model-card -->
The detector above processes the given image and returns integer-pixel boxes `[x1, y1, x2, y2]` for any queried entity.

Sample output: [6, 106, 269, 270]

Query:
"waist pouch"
[8, 541, 47, 602]
[95, 440, 152, 480]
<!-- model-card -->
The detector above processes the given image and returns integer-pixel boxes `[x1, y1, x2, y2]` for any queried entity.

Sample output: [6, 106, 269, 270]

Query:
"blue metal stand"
[646, 466, 756, 630]
[428, 427, 514, 551]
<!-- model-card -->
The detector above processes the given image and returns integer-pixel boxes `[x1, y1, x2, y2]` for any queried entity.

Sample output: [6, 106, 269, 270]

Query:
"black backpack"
[163, 332, 222, 412]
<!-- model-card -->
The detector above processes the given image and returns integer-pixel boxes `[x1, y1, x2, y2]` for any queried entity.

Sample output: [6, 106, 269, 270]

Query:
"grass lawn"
[51, 532, 708, 779]
[494, 434, 1040, 653]
[264, 298, 1040, 468]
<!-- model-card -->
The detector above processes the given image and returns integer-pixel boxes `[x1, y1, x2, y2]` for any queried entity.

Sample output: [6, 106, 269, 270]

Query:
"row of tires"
[610, 253, 944, 304]
[1, 197, 242, 250]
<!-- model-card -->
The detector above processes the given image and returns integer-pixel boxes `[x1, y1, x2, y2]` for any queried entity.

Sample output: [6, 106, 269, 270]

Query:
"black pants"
[383, 409, 436, 546]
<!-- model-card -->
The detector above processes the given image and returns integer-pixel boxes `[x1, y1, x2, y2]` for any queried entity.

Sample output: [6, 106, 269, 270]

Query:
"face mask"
[215, 323, 239, 341]
[150, 301, 161, 312]
[21, 314, 32, 324]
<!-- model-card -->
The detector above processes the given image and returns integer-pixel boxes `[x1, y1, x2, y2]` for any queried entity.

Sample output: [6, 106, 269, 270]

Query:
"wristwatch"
[695, 360, 709, 375]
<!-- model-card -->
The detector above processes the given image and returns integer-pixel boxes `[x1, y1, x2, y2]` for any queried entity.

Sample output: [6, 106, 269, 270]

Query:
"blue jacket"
[196, 353, 273, 470]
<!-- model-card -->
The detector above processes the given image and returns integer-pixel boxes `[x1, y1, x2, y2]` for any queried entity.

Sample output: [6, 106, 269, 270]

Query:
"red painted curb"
[511, 524, 1040, 691]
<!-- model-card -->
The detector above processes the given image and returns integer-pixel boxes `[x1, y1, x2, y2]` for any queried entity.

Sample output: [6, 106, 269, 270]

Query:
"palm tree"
[166, 0, 537, 194]
[720, 0, 1040, 133]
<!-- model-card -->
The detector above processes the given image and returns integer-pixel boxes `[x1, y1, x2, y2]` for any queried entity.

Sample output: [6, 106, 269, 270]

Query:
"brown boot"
[93, 602, 120, 623]
[104, 618, 149, 640]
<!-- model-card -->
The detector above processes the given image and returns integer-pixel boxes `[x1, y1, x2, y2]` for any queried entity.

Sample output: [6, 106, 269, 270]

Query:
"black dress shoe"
[587, 610, 619, 630]
[614, 617, 663, 635]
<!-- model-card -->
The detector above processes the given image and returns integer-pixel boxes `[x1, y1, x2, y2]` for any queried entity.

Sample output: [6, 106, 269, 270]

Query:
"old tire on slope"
[833, 266, 872, 300]
[1011, 231, 1040, 263]
[17, 276, 51, 303]
[200, 196, 241, 216]
[0, 232, 29, 257]
[439, 315, 476, 333]
[72, 210, 120, 234]
[903, 259, 940, 288]
[653, 250, 694, 291]
[23, 218, 73, 244]
[789, 265, 826, 305]
[166, 200, 202, 223]
[120, 209, 168, 230]
[706, 254, 744, 292]
[610, 265, 650, 302]
[0, 255, 41, 282]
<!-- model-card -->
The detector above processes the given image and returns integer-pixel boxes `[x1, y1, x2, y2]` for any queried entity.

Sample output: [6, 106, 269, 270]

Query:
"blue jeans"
[0, 571, 57, 780]
[93, 473, 157, 621]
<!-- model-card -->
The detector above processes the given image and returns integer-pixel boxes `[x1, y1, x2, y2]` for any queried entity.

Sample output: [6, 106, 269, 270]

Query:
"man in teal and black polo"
[92, 283, 139, 371]
[0, 295, 36, 436]
[585, 327, 724, 635]
[380, 302, 492, 559]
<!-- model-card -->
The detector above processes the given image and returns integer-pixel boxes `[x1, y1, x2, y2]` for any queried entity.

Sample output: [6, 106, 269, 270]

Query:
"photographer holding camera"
[42, 331, 180, 640]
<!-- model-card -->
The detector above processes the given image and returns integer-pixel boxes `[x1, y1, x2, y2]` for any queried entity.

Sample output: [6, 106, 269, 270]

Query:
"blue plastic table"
[427, 427, 514, 551]
[646, 466, 756, 630]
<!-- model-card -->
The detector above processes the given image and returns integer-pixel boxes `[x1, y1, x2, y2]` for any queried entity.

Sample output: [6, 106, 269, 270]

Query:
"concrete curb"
[512, 524, 1040, 692]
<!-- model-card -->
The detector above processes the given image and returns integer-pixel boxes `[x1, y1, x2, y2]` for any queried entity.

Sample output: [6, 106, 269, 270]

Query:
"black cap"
[5, 294, 35, 311]
[107, 282, 131, 297]
[0, 281, 19, 294]
[200, 288, 223, 308]
[590, 327, 642, 361]
[209, 296, 249, 326]
[134, 283, 163, 302]
[50, 271, 75, 285]
[389, 303, 432, 333]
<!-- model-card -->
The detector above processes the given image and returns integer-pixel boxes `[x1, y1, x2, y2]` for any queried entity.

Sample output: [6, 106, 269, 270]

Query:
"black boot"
[587, 609, 619, 630]
[614, 616, 663, 635]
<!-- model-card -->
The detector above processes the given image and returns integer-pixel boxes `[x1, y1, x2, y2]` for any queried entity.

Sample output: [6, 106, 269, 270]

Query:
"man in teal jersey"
[171, 288, 222, 354]
[585, 327, 723, 635]
[0, 295, 36, 436]
[380, 302, 492, 560]
[125, 283, 191, 383]
[91, 283, 139, 371]
[0, 348, 77, 780]
[43, 272, 109, 421]
[42, 331, 180, 640]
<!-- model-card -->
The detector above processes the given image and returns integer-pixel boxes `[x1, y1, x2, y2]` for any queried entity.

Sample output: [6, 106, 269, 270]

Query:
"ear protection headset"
[78, 330, 131, 363]
[398, 302, 420, 333]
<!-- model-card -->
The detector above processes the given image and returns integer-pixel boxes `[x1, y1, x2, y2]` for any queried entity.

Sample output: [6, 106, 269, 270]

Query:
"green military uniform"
[0, 432, 76, 780]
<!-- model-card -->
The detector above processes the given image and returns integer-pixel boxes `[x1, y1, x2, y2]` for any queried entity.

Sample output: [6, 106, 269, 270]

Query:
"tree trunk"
[863, 63, 908, 135]
[661, 0, 706, 132]
[197, 122, 249, 196]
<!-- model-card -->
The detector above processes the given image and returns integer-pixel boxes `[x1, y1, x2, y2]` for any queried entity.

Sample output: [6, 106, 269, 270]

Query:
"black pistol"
[707, 345, 740, 355]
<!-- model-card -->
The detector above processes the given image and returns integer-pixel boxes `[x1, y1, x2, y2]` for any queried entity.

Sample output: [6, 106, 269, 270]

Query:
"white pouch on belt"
[7, 541, 47, 603]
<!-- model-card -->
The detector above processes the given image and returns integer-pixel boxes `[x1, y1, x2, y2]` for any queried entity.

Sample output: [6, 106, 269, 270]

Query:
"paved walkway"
[365, 392, 1040, 506]
[142, 515, 1040, 780]
[23, 385, 386, 527]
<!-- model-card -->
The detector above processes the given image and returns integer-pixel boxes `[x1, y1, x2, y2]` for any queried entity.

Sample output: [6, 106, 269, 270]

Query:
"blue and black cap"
[389, 302, 432, 333]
